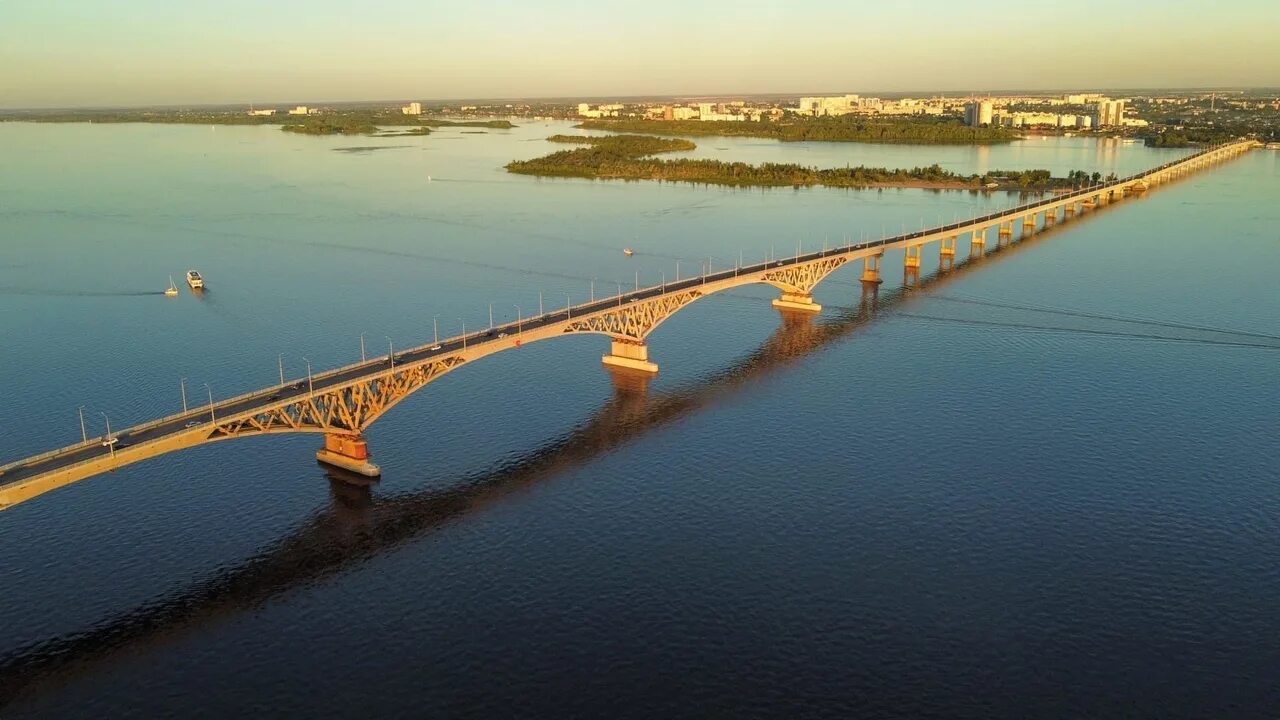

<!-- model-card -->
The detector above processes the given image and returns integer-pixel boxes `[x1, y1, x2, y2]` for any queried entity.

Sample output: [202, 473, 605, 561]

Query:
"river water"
[1, 121, 1278, 718]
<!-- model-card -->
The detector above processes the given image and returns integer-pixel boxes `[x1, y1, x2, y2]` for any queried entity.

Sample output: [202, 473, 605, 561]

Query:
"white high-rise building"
[964, 100, 993, 127]
[1093, 99, 1126, 127]
[401, 102, 422, 116]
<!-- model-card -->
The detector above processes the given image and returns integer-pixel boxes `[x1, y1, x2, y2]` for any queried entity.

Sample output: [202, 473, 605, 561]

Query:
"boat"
[623, 248, 634, 256]
[164, 275, 179, 296]
[185, 270, 204, 289]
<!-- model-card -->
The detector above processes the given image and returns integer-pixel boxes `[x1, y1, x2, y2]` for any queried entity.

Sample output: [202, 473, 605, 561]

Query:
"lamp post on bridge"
[386, 338, 395, 370]
[433, 315, 439, 346]
[590, 278, 595, 302]
[457, 320, 467, 350]
[180, 377, 188, 413]
[538, 292, 543, 318]
[278, 354, 285, 386]
[78, 406, 87, 444]
[203, 385, 215, 425]
[488, 303, 494, 330]
[566, 294, 571, 320]
[302, 358, 313, 397]
[100, 412, 115, 459]
[360, 333, 366, 362]
[513, 305, 522, 335]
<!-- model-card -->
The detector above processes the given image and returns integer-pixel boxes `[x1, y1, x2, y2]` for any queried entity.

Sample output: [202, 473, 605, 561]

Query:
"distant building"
[1076, 115, 1093, 128]
[288, 106, 309, 115]
[401, 102, 422, 116]
[1093, 99, 1126, 127]
[964, 100, 993, 127]
[247, 109, 276, 116]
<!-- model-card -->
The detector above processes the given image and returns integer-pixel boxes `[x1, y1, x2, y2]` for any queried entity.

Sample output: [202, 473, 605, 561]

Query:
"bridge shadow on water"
[0, 205, 1114, 707]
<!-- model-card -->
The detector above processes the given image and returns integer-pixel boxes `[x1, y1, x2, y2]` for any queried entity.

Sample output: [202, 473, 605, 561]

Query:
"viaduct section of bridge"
[0, 141, 1256, 511]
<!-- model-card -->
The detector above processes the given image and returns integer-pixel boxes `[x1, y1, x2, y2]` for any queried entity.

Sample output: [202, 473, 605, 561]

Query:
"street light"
[204, 384, 216, 425]
[488, 303, 494, 329]
[457, 319, 467, 350]
[302, 357, 313, 396]
[277, 354, 285, 385]
[180, 377, 188, 413]
[78, 406, 87, 443]
[514, 305, 522, 334]
[433, 315, 439, 346]
[386, 337, 395, 369]
[100, 412, 115, 459]
[360, 333, 366, 362]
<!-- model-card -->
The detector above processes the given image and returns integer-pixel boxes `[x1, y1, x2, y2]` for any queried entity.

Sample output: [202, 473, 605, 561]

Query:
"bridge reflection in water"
[0, 204, 1127, 705]
[0, 140, 1256, 510]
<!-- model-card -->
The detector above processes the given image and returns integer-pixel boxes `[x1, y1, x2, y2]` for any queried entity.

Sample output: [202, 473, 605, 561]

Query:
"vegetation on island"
[577, 116, 1020, 145]
[507, 134, 1094, 191]
[1142, 128, 1235, 148]
[282, 118, 380, 135]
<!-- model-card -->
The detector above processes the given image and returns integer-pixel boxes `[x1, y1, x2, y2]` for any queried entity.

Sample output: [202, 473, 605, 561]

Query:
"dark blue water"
[1, 123, 1278, 718]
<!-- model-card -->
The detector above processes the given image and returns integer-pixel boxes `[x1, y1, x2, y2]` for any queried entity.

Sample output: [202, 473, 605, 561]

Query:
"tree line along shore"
[505, 134, 1110, 191]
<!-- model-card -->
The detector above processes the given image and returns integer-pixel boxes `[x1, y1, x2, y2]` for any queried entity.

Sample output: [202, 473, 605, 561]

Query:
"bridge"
[0, 140, 1256, 511]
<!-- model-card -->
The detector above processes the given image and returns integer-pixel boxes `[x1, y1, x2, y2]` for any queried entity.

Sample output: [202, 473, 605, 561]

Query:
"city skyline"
[2, 0, 1278, 108]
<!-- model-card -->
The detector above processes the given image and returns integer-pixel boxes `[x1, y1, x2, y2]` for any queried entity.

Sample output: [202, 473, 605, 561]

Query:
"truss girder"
[562, 289, 704, 340]
[759, 256, 849, 294]
[209, 356, 467, 440]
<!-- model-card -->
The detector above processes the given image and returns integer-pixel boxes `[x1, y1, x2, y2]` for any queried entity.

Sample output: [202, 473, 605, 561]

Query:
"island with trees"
[507, 134, 1101, 191]
[577, 116, 1021, 145]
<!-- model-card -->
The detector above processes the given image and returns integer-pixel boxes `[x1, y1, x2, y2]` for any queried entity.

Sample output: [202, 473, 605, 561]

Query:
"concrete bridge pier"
[1064, 202, 1076, 217]
[602, 339, 658, 375]
[316, 433, 381, 478]
[904, 244, 923, 270]
[1022, 215, 1036, 235]
[860, 253, 883, 285]
[939, 236, 957, 271]
[772, 291, 822, 315]
[970, 228, 987, 257]
[1044, 209, 1057, 227]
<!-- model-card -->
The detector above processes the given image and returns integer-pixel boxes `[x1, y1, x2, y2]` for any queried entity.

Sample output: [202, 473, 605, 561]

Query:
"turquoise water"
[1, 122, 1278, 717]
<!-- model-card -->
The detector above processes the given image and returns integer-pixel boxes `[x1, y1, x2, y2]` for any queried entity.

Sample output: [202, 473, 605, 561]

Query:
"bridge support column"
[1022, 215, 1036, 235]
[970, 229, 986, 257]
[860, 254, 883, 285]
[1064, 202, 1076, 217]
[316, 433, 381, 478]
[1044, 209, 1057, 227]
[602, 339, 658, 375]
[904, 244, 923, 269]
[939, 236, 956, 271]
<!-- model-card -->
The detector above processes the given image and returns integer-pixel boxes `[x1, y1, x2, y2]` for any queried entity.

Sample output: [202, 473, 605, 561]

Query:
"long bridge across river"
[0, 140, 1256, 510]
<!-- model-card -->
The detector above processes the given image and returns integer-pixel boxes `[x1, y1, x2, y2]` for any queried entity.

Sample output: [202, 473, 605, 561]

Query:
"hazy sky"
[2, 0, 1277, 108]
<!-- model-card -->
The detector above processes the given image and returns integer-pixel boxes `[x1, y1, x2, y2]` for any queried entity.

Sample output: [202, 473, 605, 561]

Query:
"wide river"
[1, 121, 1278, 718]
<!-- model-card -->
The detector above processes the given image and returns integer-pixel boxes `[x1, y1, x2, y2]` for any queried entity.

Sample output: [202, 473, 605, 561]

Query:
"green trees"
[508, 134, 1082, 190]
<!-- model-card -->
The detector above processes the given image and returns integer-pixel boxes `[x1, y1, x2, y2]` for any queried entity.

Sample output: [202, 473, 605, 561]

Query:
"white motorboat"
[186, 270, 204, 289]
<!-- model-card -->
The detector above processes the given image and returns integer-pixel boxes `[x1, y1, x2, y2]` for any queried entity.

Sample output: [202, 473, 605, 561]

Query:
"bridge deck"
[0, 141, 1257, 510]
